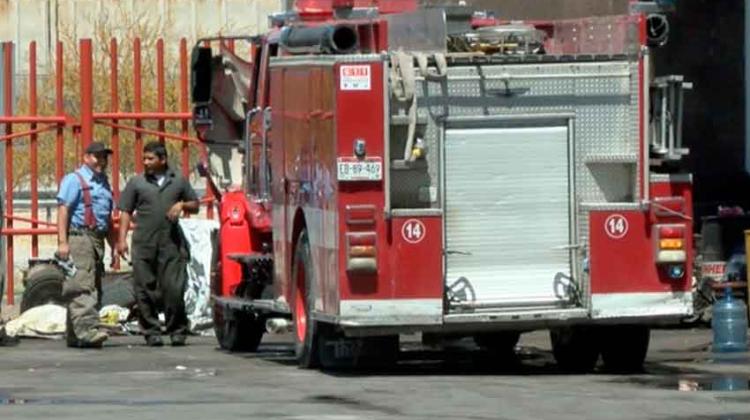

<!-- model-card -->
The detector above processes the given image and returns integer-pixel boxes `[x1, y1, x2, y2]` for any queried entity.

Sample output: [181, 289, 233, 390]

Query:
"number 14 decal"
[402, 219, 426, 244]
[604, 214, 629, 239]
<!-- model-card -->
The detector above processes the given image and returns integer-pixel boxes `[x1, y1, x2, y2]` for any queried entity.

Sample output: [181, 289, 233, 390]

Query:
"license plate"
[337, 158, 382, 181]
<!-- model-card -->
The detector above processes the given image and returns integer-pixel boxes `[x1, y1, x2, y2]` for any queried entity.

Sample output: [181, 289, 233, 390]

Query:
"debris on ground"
[98, 305, 138, 335]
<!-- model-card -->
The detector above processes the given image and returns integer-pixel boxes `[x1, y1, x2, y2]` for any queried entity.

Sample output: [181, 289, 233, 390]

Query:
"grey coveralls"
[118, 168, 198, 338]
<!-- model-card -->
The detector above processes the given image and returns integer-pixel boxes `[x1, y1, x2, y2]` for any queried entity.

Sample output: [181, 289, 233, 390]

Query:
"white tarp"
[179, 219, 219, 333]
[5, 304, 66, 338]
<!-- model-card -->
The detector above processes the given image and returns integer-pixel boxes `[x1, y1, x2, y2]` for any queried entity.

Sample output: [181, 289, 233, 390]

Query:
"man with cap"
[56, 141, 114, 348]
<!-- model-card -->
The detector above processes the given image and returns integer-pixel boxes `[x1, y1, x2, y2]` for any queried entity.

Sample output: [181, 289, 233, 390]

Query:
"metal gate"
[0, 38, 223, 305]
[443, 117, 578, 312]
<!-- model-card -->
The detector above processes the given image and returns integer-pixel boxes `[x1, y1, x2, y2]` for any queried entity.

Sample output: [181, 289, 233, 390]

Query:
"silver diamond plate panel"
[389, 59, 640, 265]
[583, 153, 639, 163]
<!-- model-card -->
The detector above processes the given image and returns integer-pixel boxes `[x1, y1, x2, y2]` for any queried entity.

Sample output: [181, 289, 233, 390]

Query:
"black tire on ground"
[21, 265, 65, 313]
[22, 266, 137, 314]
[473, 331, 521, 354]
[292, 229, 321, 368]
[550, 327, 600, 373]
[213, 305, 265, 352]
[600, 326, 650, 373]
[101, 272, 137, 309]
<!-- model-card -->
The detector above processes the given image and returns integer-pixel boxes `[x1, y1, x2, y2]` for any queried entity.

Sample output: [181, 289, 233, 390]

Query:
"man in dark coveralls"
[116, 141, 199, 346]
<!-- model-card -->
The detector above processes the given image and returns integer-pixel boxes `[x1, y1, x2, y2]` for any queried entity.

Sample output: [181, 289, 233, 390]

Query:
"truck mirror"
[191, 46, 213, 103]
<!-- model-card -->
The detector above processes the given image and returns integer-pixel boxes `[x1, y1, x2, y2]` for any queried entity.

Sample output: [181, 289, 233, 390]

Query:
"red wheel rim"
[294, 258, 307, 342]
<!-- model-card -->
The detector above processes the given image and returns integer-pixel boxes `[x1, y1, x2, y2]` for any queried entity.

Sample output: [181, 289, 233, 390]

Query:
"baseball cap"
[85, 142, 114, 155]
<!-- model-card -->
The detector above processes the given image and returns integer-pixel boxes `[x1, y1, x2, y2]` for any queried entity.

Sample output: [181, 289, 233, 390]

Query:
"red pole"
[134, 38, 143, 172]
[157, 39, 165, 145]
[55, 41, 64, 183]
[80, 39, 93, 149]
[110, 38, 120, 200]
[110, 38, 121, 271]
[179, 39, 189, 178]
[29, 41, 39, 258]
[4, 42, 15, 305]
[202, 145, 214, 219]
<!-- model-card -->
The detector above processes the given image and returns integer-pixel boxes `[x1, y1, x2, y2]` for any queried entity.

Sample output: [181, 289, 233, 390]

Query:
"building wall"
[0, 0, 284, 72]
[653, 0, 747, 218]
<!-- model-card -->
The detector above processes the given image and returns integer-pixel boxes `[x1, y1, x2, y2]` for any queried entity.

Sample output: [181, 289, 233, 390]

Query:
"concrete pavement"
[0, 329, 748, 420]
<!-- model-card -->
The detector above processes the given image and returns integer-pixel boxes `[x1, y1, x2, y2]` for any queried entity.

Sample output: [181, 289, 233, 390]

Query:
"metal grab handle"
[552, 244, 582, 250]
[445, 249, 472, 256]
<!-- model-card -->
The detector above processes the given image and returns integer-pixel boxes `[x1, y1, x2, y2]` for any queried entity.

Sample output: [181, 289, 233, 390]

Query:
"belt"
[70, 227, 108, 238]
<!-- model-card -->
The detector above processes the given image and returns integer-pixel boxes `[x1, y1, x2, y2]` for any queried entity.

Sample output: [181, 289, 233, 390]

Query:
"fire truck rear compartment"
[388, 57, 640, 323]
[443, 122, 574, 311]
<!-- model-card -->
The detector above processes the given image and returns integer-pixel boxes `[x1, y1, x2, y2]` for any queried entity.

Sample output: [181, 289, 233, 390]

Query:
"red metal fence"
[1, 38, 214, 305]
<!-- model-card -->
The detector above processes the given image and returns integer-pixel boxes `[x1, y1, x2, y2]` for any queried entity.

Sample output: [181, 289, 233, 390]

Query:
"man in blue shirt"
[56, 142, 114, 348]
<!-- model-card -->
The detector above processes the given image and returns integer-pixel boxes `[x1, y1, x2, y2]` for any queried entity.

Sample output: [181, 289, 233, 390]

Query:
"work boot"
[170, 335, 187, 347]
[68, 330, 108, 349]
[145, 335, 164, 347]
[0, 326, 19, 347]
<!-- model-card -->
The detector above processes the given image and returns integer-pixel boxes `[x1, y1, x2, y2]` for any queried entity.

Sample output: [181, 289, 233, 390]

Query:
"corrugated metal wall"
[0, 0, 284, 72]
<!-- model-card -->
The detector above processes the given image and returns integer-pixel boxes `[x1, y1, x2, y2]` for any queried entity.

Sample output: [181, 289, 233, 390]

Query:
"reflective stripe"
[591, 292, 692, 319]
[339, 299, 443, 324]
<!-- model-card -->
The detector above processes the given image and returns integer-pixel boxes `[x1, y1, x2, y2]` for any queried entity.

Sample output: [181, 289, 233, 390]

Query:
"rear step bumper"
[213, 296, 290, 318]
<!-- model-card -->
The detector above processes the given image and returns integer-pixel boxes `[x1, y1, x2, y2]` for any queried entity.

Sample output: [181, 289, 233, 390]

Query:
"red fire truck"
[191, 0, 693, 371]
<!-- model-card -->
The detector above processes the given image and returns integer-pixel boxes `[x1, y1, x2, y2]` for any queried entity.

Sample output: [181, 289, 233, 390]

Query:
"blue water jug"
[712, 287, 748, 353]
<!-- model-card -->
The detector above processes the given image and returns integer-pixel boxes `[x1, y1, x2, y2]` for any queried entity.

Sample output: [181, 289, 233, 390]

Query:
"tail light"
[658, 225, 684, 238]
[654, 223, 687, 279]
[344, 205, 378, 274]
[346, 232, 377, 274]
[659, 238, 684, 250]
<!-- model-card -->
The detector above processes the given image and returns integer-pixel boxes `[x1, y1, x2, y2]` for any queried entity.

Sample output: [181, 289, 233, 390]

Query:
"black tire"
[600, 326, 650, 373]
[550, 327, 600, 373]
[214, 305, 265, 352]
[101, 272, 136, 309]
[474, 331, 521, 354]
[292, 229, 320, 368]
[21, 265, 65, 313]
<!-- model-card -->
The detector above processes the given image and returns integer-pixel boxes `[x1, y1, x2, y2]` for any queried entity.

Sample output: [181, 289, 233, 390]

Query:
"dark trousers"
[132, 231, 188, 338]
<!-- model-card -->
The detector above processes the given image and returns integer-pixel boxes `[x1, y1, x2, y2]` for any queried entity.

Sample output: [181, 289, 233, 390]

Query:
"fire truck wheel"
[214, 306, 264, 352]
[550, 327, 600, 373]
[292, 229, 320, 368]
[600, 326, 650, 373]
